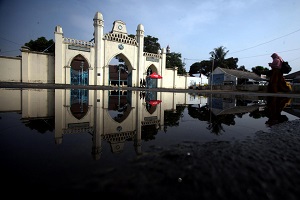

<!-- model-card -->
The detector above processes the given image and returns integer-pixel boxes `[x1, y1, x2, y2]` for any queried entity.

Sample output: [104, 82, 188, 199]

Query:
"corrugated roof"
[284, 71, 300, 79]
[218, 67, 265, 80]
[212, 105, 261, 115]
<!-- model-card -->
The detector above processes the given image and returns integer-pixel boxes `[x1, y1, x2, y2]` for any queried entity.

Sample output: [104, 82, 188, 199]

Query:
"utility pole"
[211, 56, 214, 91]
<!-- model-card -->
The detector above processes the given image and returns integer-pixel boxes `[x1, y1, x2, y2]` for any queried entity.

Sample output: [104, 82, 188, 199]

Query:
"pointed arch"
[146, 64, 159, 88]
[70, 54, 89, 85]
[70, 89, 89, 120]
[107, 90, 133, 123]
[108, 53, 133, 87]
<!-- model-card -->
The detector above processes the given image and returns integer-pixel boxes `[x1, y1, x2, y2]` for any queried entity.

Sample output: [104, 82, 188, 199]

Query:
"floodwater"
[1, 88, 299, 194]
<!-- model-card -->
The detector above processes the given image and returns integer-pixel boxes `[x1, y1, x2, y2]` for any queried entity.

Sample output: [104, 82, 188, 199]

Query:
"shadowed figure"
[267, 53, 292, 93]
[265, 96, 291, 127]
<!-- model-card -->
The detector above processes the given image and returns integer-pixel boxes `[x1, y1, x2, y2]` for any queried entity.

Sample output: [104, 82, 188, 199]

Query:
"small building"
[187, 73, 208, 89]
[210, 67, 265, 85]
[284, 71, 300, 92]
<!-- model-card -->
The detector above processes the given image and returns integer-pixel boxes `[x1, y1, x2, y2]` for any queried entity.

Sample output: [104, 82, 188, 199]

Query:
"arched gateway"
[54, 11, 188, 89]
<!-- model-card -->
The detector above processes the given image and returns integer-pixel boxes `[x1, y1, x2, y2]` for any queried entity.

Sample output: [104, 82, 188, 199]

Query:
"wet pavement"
[49, 119, 300, 199]
[1, 81, 300, 98]
[1, 82, 300, 199]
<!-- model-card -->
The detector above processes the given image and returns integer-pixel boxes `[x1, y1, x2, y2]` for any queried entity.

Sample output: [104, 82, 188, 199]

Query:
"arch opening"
[108, 53, 133, 87]
[70, 54, 89, 85]
[146, 64, 159, 88]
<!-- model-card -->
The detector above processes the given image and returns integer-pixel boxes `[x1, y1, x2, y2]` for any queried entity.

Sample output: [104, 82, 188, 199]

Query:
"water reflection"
[265, 96, 291, 126]
[1, 88, 299, 161]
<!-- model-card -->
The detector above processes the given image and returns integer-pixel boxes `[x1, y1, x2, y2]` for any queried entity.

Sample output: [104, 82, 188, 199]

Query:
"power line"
[238, 48, 300, 59]
[229, 28, 300, 54]
[0, 36, 22, 46]
[0, 49, 20, 53]
[184, 58, 203, 61]
[289, 56, 300, 62]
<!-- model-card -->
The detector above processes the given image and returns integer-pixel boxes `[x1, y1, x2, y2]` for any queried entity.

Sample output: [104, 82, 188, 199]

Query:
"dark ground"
[2, 82, 300, 199]
[53, 120, 300, 200]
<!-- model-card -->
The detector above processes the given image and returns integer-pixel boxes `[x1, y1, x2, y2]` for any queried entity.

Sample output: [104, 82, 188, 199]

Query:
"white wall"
[0, 89, 21, 112]
[0, 56, 21, 82]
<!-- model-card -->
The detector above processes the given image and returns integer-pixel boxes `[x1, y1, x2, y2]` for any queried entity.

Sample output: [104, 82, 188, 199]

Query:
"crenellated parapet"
[63, 37, 95, 47]
[104, 33, 138, 46]
[143, 52, 162, 59]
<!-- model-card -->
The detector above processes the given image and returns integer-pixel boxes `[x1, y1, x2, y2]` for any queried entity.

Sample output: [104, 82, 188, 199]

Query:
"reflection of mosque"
[1, 89, 208, 160]
[56, 89, 166, 160]
[2, 88, 300, 160]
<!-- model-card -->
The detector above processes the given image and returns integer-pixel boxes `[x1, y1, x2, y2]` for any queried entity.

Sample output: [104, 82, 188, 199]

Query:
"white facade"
[0, 11, 194, 89]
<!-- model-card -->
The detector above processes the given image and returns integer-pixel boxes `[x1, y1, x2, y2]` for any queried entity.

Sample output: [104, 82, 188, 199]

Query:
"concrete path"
[1, 81, 300, 98]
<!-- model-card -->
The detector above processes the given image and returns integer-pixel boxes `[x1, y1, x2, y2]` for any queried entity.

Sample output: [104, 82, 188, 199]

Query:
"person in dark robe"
[267, 53, 292, 93]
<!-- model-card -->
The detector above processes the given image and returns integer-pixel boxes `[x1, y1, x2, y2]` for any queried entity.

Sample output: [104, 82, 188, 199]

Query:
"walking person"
[267, 53, 291, 93]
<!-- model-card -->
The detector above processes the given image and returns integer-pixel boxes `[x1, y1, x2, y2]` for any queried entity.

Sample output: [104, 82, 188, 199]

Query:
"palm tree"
[209, 46, 229, 69]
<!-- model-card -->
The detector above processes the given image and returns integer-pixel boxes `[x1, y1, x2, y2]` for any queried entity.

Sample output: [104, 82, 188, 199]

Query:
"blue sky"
[1, 0, 300, 73]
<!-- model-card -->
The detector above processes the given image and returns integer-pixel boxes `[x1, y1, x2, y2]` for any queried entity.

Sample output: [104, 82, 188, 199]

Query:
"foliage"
[189, 46, 239, 76]
[128, 34, 161, 54]
[223, 57, 239, 69]
[189, 61, 211, 76]
[129, 34, 186, 75]
[237, 65, 249, 72]
[251, 66, 270, 77]
[166, 52, 187, 75]
[144, 35, 161, 53]
[209, 46, 229, 68]
[24, 37, 55, 53]
[163, 105, 186, 132]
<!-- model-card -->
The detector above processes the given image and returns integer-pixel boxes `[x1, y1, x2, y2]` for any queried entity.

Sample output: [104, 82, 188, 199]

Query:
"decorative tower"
[166, 45, 170, 53]
[136, 24, 145, 87]
[93, 12, 104, 86]
[54, 25, 64, 84]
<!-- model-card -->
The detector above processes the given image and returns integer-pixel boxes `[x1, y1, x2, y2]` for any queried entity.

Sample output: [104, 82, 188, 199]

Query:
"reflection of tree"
[141, 124, 158, 141]
[207, 114, 236, 135]
[23, 118, 55, 134]
[187, 105, 236, 135]
[188, 105, 210, 121]
[249, 108, 266, 119]
[236, 99, 249, 106]
[163, 105, 185, 132]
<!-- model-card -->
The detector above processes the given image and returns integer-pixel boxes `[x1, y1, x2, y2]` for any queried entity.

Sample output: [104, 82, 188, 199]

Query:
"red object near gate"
[146, 100, 162, 106]
[148, 72, 162, 79]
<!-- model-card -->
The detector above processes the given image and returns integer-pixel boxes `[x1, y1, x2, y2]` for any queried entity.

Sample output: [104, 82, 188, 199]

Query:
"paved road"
[1, 81, 300, 98]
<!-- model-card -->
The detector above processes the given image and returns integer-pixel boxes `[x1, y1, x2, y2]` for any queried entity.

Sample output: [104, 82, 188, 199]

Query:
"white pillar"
[93, 12, 104, 86]
[136, 24, 145, 87]
[54, 25, 64, 84]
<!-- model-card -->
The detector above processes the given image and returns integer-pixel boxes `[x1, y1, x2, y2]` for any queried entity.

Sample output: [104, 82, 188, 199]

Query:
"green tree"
[251, 66, 270, 77]
[144, 35, 161, 53]
[189, 61, 211, 76]
[166, 52, 186, 75]
[125, 34, 187, 75]
[24, 37, 55, 53]
[128, 34, 161, 53]
[189, 46, 239, 76]
[237, 65, 249, 71]
[209, 46, 229, 69]
[223, 57, 238, 69]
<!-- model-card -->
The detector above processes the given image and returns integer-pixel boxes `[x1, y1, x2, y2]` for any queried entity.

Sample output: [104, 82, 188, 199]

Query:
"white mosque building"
[0, 11, 201, 89]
